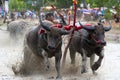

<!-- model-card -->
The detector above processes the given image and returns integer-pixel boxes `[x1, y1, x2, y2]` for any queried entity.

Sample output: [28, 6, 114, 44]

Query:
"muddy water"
[0, 28, 120, 80]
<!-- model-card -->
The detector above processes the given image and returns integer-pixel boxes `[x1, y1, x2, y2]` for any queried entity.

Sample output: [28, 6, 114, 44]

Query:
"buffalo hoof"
[12, 65, 19, 75]
[48, 76, 54, 79]
[71, 60, 75, 65]
[56, 76, 62, 80]
[45, 65, 50, 71]
[93, 71, 98, 75]
[45, 60, 50, 71]
[81, 66, 87, 74]
[12, 65, 29, 76]
[70, 62, 75, 67]
[92, 62, 100, 71]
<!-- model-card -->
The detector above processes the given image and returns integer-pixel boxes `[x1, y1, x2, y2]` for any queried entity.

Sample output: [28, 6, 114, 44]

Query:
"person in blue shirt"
[1, 10, 5, 18]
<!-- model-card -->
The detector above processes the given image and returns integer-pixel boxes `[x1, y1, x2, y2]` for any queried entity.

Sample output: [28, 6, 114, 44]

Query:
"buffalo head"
[79, 21, 112, 47]
[39, 14, 70, 50]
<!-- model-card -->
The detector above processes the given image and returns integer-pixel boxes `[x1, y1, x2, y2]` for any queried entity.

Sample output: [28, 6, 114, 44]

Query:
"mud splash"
[0, 24, 120, 80]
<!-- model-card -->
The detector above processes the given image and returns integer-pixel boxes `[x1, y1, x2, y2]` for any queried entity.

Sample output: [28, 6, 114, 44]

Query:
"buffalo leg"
[42, 50, 50, 71]
[92, 52, 104, 74]
[12, 46, 32, 75]
[90, 54, 96, 74]
[55, 51, 62, 79]
[69, 46, 76, 64]
[81, 48, 87, 73]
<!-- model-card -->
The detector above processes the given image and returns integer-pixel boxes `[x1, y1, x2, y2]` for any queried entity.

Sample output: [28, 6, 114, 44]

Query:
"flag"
[5, 1, 9, 13]
[72, 0, 77, 4]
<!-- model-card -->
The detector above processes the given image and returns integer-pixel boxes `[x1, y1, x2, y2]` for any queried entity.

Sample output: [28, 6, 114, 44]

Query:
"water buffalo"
[21, 14, 70, 79]
[69, 22, 112, 74]
[7, 21, 30, 40]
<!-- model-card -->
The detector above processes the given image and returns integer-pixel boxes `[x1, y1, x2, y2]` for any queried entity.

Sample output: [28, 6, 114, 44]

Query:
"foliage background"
[8, 0, 120, 20]
[8, 0, 119, 11]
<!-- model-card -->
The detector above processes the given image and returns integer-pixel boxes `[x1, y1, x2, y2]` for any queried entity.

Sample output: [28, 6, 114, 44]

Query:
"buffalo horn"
[104, 21, 112, 31]
[78, 21, 95, 30]
[39, 11, 51, 31]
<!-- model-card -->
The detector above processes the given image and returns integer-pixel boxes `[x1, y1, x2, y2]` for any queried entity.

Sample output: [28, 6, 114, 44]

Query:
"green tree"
[8, 0, 120, 11]
[9, 0, 26, 11]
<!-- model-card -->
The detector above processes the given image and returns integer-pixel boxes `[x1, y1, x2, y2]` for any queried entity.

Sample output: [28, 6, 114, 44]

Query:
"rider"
[44, 12, 55, 23]
[39, 12, 67, 34]
[44, 12, 66, 24]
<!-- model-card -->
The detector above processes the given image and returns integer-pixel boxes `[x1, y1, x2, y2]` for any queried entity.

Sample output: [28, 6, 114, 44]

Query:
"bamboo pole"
[62, 0, 77, 67]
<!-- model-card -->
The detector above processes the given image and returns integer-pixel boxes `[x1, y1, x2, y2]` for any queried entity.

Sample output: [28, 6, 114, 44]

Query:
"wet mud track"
[0, 27, 120, 80]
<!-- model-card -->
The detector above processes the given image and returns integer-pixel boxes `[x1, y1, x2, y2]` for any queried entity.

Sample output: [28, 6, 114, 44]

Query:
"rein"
[55, 39, 62, 49]
[91, 34, 101, 44]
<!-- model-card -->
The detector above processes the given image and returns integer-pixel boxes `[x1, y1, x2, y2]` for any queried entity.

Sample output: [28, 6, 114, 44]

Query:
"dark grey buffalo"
[21, 15, 70, 79]
[7, 21, 30, 40]
[69, 22, 111, 74]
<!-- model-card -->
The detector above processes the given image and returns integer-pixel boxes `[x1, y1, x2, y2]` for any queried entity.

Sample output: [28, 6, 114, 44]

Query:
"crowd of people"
[0, 6, 119, 23]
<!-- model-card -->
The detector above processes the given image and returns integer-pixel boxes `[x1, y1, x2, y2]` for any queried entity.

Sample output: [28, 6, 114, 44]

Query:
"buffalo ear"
[59, 28, 71, 35]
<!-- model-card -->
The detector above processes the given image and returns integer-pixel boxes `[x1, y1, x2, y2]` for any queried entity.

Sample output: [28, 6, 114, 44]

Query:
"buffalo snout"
[98, 40, 106, 46]
[101, 41, 106, 46]
[47, 45, 56, 49]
